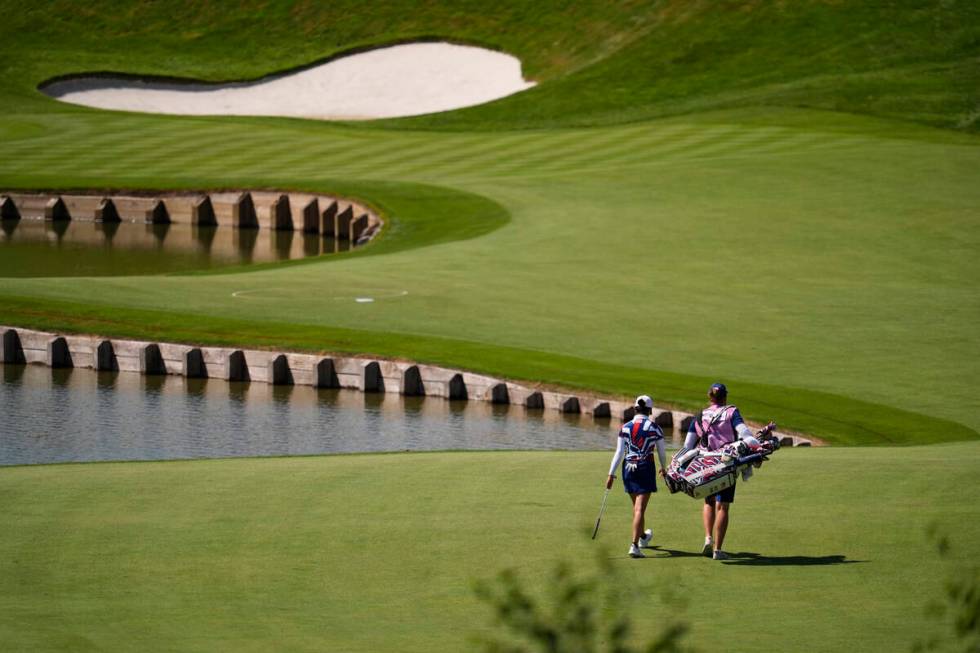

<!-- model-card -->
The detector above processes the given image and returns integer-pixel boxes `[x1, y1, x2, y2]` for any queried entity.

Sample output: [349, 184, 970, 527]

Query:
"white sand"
[42, 42, 536, 120]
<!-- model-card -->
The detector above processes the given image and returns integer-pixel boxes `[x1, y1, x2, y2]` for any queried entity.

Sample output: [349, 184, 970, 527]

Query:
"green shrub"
[474, 550, 691, 653]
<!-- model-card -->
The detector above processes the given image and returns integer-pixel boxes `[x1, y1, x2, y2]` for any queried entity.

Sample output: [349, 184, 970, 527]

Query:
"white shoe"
[712, 550, 729, 561]
[628, 543, 645, 558]
[702, 539, 713, 557]
[640, 529, 653, 548]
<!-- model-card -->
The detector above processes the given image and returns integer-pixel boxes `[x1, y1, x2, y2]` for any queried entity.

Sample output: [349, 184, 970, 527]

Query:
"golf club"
[592, 487, 611, 539]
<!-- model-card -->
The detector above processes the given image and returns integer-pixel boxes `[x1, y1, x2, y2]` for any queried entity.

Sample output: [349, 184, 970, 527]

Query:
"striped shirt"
[608, 415, 667, 476]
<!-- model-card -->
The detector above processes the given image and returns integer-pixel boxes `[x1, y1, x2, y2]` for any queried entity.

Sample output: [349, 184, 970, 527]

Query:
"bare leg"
[714, 502, 731, 551]
[702, 502, 715, 539]
[630, 493, 651, 544]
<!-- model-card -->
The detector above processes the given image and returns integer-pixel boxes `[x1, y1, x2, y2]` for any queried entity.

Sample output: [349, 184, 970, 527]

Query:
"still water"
[0, 218, 346, 276]
[0, 365, 645, 466]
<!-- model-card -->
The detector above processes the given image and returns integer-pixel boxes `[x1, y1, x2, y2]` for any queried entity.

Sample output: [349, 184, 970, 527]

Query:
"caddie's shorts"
[704, 483, 736, 505]
[622, 459, 657, 495]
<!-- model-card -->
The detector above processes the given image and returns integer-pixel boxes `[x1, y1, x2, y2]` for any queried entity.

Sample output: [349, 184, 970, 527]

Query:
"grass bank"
[2, 1, 977, 131]
[1, 295, 974, 446]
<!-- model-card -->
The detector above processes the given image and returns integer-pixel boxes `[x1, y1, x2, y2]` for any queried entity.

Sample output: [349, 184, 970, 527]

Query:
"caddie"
[673, 382, 761, 561]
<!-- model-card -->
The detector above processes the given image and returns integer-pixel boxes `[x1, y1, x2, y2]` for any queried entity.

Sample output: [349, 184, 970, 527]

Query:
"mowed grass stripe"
[460, 125, 748, 179]
[662, 131, 834, 165]
[388, 133, 572, 179]
[468, 128, 876, 180]
[1, 111, 976, 442]
[442, 126, 667, 177]
[477, 124, 711, 178]
[0, 121, 942, 193]
[132, 136, 275, 176]
[542, 127, 765, 173]
[341, 132, 502, 176]
[407, 124, 716, 180]
[393, 130, 577, 178]
[0, 116, 869, 188]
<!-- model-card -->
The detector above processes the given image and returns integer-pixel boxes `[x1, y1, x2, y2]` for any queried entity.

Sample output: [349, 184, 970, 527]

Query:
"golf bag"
[665, 423, 778, 499]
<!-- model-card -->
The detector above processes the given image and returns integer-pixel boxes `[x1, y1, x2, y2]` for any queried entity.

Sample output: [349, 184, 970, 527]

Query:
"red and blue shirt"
[619, 416, 664, 463]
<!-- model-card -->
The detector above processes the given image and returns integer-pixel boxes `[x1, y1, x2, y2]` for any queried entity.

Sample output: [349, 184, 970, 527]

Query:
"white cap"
[634, 394, 653, 409]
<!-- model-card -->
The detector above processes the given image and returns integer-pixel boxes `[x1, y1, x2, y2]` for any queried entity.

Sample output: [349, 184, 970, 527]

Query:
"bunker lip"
[35, 36, 510, 89]
[39, 41, 537, 121]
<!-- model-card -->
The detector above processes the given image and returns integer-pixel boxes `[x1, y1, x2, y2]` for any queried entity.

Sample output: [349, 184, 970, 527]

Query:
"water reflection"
[50, 367, 72, 388]
[97, 220, 120, 242]
[96, 369, 118, 388]
[234, 228, 259, 264]
[0, 365, 629, 466]
[272, 229, 293, 260]
[194, 225, 217, 253]
[0, 218, 343, 277]
[147, 222, 170, 246]
[303, 235, 321, 257]
[142, 374, 167, 393]
[3, 362, 25, 383]
[49, 219, 70, 241]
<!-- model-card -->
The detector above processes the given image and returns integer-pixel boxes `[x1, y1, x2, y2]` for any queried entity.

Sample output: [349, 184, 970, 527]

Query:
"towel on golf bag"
[665, 425, 779, 500]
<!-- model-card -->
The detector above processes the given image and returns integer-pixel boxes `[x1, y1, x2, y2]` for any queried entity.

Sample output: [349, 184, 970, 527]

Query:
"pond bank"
[1, 325, 814, 447]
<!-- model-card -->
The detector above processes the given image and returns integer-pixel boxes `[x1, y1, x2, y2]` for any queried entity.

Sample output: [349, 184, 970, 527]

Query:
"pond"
[0, 365, 680, 466]
[0, 217, 345, 277]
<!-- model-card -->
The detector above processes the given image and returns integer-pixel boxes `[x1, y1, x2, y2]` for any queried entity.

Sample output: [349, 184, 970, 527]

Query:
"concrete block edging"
[0, 190, 384, 246]
[0, 326, 814, 445]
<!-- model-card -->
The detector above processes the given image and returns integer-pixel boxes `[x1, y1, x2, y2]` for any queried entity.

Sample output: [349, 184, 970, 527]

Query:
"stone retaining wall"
[0, 326, 813, 446]
[0, 190, 382, 245]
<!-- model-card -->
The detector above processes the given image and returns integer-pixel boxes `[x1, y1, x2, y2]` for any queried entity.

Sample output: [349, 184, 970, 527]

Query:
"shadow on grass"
[645, 546, 705, 559]
[721, 552, 865, 566]
[601, 546, 703, 561]
[630, 546, 864, 566]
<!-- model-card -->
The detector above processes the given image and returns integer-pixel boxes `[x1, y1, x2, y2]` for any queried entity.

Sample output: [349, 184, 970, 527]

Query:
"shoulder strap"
[693, 410, 707, 447]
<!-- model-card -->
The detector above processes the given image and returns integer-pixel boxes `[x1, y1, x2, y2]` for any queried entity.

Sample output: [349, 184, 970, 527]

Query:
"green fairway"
[3, 3, 980, 651]
[1, 108, 977, 443]
[1, 1, 978, 444]
[2, 445, 977, 652]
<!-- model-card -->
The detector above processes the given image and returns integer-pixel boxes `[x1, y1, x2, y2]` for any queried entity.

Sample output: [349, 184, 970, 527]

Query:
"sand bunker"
[42, 42, 536, 120]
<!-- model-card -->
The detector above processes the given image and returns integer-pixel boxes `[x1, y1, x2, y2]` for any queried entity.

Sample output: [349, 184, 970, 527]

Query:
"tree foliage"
[474, 551, 691, 653]
[915, 528, 980, 653]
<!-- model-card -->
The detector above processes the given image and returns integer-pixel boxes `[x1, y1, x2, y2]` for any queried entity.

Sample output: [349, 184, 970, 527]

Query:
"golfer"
[674, 382, 761, 560]
[606, 395, 668, 558]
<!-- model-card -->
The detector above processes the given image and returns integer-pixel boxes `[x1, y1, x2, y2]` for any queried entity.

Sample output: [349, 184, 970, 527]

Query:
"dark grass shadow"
[602, 545, 702, 562]
[721, 552, 865, 566]
[608, 546, 867, 565]
[645, 545, 706, 559]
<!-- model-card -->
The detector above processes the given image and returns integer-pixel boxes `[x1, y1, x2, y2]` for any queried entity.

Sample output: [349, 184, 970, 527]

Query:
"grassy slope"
[0, 1, 978, 444]
[1, 109, 976, 444]
[2, 445, 978, 652]
[398, 0, 980, 131]
[5, 295, 972, 447]
[2, 1, 977, 132]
